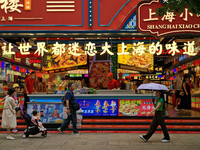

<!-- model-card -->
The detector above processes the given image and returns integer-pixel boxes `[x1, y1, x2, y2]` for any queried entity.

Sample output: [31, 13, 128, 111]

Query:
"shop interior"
[0, 34, 200, 109]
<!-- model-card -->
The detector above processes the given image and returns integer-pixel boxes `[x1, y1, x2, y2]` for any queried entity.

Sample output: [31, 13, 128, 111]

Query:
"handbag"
[179, 91, 184, 96]
[164, 110, 169, 118]
[72, 103, 80, 111]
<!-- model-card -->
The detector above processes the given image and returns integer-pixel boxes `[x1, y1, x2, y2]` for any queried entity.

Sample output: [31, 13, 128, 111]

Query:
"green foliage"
[111, 47, 117, 79]
[156, 0, 200, 17]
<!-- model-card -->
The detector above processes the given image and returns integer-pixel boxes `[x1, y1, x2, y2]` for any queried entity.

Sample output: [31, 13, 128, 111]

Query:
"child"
[31, 110, 46, 131]
[1, 88, 17, 140]
[12, 83, 20, 133]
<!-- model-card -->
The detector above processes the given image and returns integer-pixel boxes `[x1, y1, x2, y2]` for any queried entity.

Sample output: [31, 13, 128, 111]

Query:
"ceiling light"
[97, 33, 102, 35]
[29, 33, 34, 35]
[63, 34, 68, 35]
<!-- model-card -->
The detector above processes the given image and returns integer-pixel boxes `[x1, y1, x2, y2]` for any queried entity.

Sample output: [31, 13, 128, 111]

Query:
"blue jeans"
[60, 109, 77, 133]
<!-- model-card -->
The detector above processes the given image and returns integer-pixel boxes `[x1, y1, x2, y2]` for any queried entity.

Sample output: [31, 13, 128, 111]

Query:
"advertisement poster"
[196, 98, 200, 109]
[42, 44, 87, 71]
[118, 44, 154, 71]
[191, 97, 196, 108]
[77, 99, 118, 116]
[89, 61, 110, 88]
[118, 99, 154, 116]
[27, 103, 65, 123]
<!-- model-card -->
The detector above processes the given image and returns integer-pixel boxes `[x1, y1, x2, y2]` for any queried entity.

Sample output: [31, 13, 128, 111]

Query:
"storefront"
[0, 0, 200, 121]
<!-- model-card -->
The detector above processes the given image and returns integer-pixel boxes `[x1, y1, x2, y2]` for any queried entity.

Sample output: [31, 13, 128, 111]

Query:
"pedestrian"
[24, 71, 36, 110]
[139, 90, 170, 143]
[182, 75, 191, 111]
[1, 88, 18, 140]
[173, 70, 184, 110]
[57, 82, 80, 135]
[141, 75, 149, 84]
[11, 83, 21, 133]
[0, 83, 20, 133]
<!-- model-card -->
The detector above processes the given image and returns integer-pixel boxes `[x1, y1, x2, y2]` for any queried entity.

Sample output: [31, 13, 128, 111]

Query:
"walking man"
[57, 82, 80, 135]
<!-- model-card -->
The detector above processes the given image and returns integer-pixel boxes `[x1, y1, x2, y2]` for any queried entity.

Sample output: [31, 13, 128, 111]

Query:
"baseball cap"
[107, 73, 113, 77]
[13, 83, 20, 88]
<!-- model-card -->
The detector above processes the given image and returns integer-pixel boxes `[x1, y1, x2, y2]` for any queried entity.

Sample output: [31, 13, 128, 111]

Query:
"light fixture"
[29, 33, 34, 35]
[63, 34, 68, 35]
[97, 33, 102, 36]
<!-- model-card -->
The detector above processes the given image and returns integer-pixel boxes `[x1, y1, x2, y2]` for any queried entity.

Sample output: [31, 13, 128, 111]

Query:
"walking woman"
[140, 90, 170, 143]
[1, 88, 18, 140]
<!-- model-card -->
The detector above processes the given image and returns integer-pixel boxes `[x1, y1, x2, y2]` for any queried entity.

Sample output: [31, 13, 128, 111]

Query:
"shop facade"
[0, 0, 200, 122]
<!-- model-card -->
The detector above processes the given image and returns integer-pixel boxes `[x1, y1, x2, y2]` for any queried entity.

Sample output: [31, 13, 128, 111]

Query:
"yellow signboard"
[118, 43, 154, 71]
[42, 45, 87, 71]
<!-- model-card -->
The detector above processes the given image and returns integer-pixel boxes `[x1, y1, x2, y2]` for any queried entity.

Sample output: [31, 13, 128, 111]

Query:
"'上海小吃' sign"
[137, 0, 200, 37]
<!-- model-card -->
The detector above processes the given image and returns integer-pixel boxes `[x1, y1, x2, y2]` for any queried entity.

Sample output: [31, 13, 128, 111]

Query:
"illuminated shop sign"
[1, 41, 198, 58]
[69, 74, 82, 77]
[137, 0, 200, 37]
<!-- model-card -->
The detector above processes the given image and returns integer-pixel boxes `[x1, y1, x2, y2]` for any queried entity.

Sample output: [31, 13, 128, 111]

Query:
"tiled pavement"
[0, 133, 199, 150]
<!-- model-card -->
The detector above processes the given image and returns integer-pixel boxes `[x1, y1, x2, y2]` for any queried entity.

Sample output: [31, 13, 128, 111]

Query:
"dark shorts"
[175, 90, 182, 99]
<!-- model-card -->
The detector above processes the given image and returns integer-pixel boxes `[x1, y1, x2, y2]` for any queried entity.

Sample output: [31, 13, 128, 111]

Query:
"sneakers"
[162, 139, 170, 143]
[12, 128, 18, 133]
[72, 132, 80, 135]
[57, 127, 64, 134]
[139, 135, 147, 142]
[6, 135, 15, 140]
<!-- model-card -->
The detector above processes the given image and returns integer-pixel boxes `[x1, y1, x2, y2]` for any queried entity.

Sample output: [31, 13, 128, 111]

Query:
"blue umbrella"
[137, 83, 169, 91]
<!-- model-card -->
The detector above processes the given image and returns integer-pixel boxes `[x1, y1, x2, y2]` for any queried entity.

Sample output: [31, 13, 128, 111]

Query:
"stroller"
[20, 105, 47, 139]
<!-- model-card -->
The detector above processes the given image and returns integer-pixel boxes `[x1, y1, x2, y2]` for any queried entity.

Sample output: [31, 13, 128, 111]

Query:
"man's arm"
[66, 100, 70, 115]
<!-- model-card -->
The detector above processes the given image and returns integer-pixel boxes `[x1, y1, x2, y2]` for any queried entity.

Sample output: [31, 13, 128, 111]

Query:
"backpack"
[61, 93, 67, 106]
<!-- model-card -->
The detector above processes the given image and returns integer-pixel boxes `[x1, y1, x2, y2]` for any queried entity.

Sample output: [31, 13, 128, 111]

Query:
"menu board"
[27, 103, 65, 123]
[118, 44, 154, 71]
[191, 97, 196, 108]
[196, 98, 200, 109]
[118, 99, 154, 116]
[42, 45, 87, 71]
[77, 99, 118, 116]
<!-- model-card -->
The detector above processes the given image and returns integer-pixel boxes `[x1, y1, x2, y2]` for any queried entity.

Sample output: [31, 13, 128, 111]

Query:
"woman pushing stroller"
[1, 88, 20, 140]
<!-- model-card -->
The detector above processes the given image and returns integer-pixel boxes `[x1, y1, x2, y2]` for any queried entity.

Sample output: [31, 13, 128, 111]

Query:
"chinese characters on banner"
[1, 41, 198, 58]
[118, 99, 155, 116]
[77, 99, 118, 116]
[137, 0, 200, 36]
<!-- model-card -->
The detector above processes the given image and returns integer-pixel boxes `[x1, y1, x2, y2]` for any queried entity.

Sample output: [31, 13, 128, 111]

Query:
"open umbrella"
[137, 83, 169, 91]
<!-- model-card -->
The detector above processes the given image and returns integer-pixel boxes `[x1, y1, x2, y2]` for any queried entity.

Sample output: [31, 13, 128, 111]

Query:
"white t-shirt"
[174, 75, 183, 91]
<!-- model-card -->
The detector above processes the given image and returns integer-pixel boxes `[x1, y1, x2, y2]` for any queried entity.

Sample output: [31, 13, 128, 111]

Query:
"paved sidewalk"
[0, 133, 199, 150]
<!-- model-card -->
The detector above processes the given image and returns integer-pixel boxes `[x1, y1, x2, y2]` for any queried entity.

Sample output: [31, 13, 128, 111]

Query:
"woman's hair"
[32, 110, 38, 116]
[183, 75, 190, 83]
[7, 88, 15, 96]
